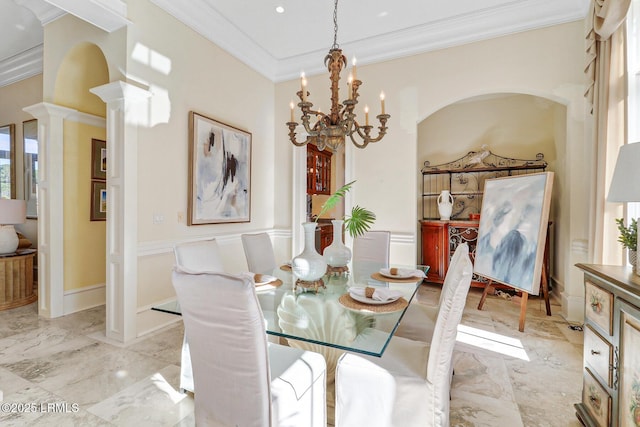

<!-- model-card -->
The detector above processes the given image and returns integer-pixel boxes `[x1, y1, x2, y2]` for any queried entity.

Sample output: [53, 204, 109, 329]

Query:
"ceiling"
[1, 0, 589, 87]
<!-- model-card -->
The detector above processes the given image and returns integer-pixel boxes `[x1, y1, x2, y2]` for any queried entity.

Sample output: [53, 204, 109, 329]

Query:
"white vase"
[292, 222, 328, 281]
[438, 190, 454, 220]
[323, 219, 352, 267]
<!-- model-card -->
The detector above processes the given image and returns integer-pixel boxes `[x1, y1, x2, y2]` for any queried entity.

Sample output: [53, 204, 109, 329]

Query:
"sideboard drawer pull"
[590, 349, 600, 355]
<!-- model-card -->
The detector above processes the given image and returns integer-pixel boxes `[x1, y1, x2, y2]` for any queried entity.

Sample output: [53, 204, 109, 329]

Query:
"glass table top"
[153, 263, 428, 357]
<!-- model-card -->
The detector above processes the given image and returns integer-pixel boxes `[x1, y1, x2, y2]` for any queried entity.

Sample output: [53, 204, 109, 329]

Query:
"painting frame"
[90, 180, 107, 221]
[91, 138, 106, 180]
[473, 172, 554, 294]
[188, 111, 251, 225]
[619, 302, 640, 427]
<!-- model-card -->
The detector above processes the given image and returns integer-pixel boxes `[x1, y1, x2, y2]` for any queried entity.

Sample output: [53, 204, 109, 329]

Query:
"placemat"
[338, 294, 408, 313]
[370, 272, 424, 283]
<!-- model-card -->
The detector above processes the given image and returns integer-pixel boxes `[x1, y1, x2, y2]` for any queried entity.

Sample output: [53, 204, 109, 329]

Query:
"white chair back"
[352, 231, 390, 281]
[173, 239, 224, 272]
[242, 232, 277, 274]
[426, 243, 473, 426]
[172, 269, 272, 426]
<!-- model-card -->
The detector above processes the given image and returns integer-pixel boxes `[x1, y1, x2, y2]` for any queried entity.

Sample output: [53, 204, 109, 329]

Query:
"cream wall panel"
[127, 0, 276, 307]
[127, 0, 275, 243]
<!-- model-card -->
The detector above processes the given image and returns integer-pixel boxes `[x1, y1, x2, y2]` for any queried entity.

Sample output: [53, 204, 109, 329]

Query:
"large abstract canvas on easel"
[474, 172, 554, 294]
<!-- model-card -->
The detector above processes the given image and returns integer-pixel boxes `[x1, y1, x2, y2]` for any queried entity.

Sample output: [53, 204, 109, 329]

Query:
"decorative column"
[23, 102, 74, 319]
[90, 81, 151, 343]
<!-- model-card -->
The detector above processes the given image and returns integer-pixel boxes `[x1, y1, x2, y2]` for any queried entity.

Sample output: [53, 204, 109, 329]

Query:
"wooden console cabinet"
[0, 249, 37, 310]
[420, 220, 487, 287]
[575, 264, 640, 427]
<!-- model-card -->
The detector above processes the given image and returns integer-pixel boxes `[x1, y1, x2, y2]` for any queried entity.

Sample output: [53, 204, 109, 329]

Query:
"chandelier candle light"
[286, 0, 390, 152]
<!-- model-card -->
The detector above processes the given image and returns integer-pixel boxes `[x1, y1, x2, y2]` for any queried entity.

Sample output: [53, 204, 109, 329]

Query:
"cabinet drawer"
[583, 368, 611, 427]
[585, 281, 613, 335]
[584, 325, 613, 387]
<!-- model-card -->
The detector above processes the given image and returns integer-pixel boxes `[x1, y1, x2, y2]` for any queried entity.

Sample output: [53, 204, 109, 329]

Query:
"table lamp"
[607, 142, 640, 274]
[0, 199, 27, 254]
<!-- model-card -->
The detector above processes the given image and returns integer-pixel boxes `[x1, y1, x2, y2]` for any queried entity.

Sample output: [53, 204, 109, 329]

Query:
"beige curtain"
[586, 0, 631, 264]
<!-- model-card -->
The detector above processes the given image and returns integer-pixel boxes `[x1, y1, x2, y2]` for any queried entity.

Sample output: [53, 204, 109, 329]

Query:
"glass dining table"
[152, 262, 428, 358]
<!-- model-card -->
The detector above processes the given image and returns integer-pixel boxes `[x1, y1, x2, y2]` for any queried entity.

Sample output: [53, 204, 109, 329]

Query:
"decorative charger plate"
[379, 268, 416, 279]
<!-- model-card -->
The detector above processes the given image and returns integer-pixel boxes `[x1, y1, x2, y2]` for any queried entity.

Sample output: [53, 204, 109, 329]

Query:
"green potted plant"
[316, 180, 376, 267]
[616, 217, 638, 268]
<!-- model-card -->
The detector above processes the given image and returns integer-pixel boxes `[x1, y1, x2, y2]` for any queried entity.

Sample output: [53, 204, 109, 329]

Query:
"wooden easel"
[477, 257, 551, 332]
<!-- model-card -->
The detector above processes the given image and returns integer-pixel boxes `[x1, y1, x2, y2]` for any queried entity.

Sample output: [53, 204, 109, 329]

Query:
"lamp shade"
[0, 199, 27, 224]
[607, 142, 640, 202]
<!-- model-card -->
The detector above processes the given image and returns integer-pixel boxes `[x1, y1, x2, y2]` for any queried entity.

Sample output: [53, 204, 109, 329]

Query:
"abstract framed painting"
[188, 111, 251, 225]
[474, 172, 554, 294]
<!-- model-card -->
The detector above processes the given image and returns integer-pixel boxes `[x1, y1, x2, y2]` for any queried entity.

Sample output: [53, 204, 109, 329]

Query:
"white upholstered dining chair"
[351, 230, 391, 282]
[174, 238, 224, 272]
[241, 232, 277, 274]
[173, 239, 225, 393]
[334, 243, 473, 427]
[394, 242, 470, 343]
[172, 268, 327, 427]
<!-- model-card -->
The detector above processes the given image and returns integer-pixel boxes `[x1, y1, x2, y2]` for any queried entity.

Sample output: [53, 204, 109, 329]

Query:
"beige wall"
[0, 74, 43, 245]
[275, 20, 587, 320]
[126, 0, 276, 307]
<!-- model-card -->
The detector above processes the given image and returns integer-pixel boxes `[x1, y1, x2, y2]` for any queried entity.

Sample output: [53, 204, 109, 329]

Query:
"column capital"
[90, 81, 152, 105]
[23, 102, 76, 121]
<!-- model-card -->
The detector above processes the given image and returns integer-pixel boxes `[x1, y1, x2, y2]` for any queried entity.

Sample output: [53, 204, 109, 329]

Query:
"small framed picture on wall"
[91, 138, 106, 180]
[91, 180, 106, 221]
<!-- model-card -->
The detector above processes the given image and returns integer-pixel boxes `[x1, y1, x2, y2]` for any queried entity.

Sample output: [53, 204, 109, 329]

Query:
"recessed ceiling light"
[276, 6, 285, 14]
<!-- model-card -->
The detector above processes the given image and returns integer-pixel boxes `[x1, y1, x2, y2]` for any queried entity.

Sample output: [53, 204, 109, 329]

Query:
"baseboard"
[63, 283, 106, 315]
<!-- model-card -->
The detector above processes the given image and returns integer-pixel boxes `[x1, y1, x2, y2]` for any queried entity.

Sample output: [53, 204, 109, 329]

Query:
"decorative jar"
[292, 222, 328, 281]
[323, 219, 351, 267]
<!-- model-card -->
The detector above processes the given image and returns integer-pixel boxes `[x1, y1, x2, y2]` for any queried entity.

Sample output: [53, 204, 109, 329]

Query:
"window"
[0, 123, 15, 199]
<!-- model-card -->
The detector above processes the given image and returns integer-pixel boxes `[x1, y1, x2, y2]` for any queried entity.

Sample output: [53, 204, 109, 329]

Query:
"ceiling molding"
[44, 0, 130, 32]
[15, 0, 65, 25]
[277, 0, 588, 82]
[0, 44, 42, 88]
[155, 0, 588, 83]
[149, 0, 277, 79]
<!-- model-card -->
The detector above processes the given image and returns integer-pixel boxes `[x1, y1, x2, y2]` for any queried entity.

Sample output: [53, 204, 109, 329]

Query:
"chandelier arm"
[287, 123, 316, 147]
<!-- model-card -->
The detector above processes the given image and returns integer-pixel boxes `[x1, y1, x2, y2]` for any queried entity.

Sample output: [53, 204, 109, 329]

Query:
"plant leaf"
[316, 180, 356, 221]
[345, 205, 376, 238]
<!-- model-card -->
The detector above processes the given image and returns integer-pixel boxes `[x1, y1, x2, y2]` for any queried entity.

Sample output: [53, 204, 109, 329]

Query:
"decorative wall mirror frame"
[23, 119, 38, 218]
[0, 123, 16, 199]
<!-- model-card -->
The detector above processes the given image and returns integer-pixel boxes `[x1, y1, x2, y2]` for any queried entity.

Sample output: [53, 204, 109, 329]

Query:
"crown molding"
[2, 0, 589, 88]
[0, 44, 43, 88]
[274, 0, 589, 82]
[154, 0, 588, 83]
[149, 0, 277, 79]
[15, 0, 65, 25]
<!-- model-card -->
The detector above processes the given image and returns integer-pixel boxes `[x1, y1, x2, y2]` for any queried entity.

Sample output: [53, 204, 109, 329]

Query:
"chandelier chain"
[332, 0, 339, 49]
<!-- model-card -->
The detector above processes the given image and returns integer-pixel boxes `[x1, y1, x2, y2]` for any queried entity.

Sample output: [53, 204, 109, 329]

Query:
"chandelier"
[286, 0, 390, 152]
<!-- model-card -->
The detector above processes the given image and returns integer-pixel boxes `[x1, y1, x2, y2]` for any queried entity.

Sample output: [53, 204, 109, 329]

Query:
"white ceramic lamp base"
[0, 225, 19, 254]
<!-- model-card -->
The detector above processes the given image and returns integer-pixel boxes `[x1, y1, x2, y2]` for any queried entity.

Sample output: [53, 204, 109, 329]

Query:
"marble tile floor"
[0, 284, 584, 426]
